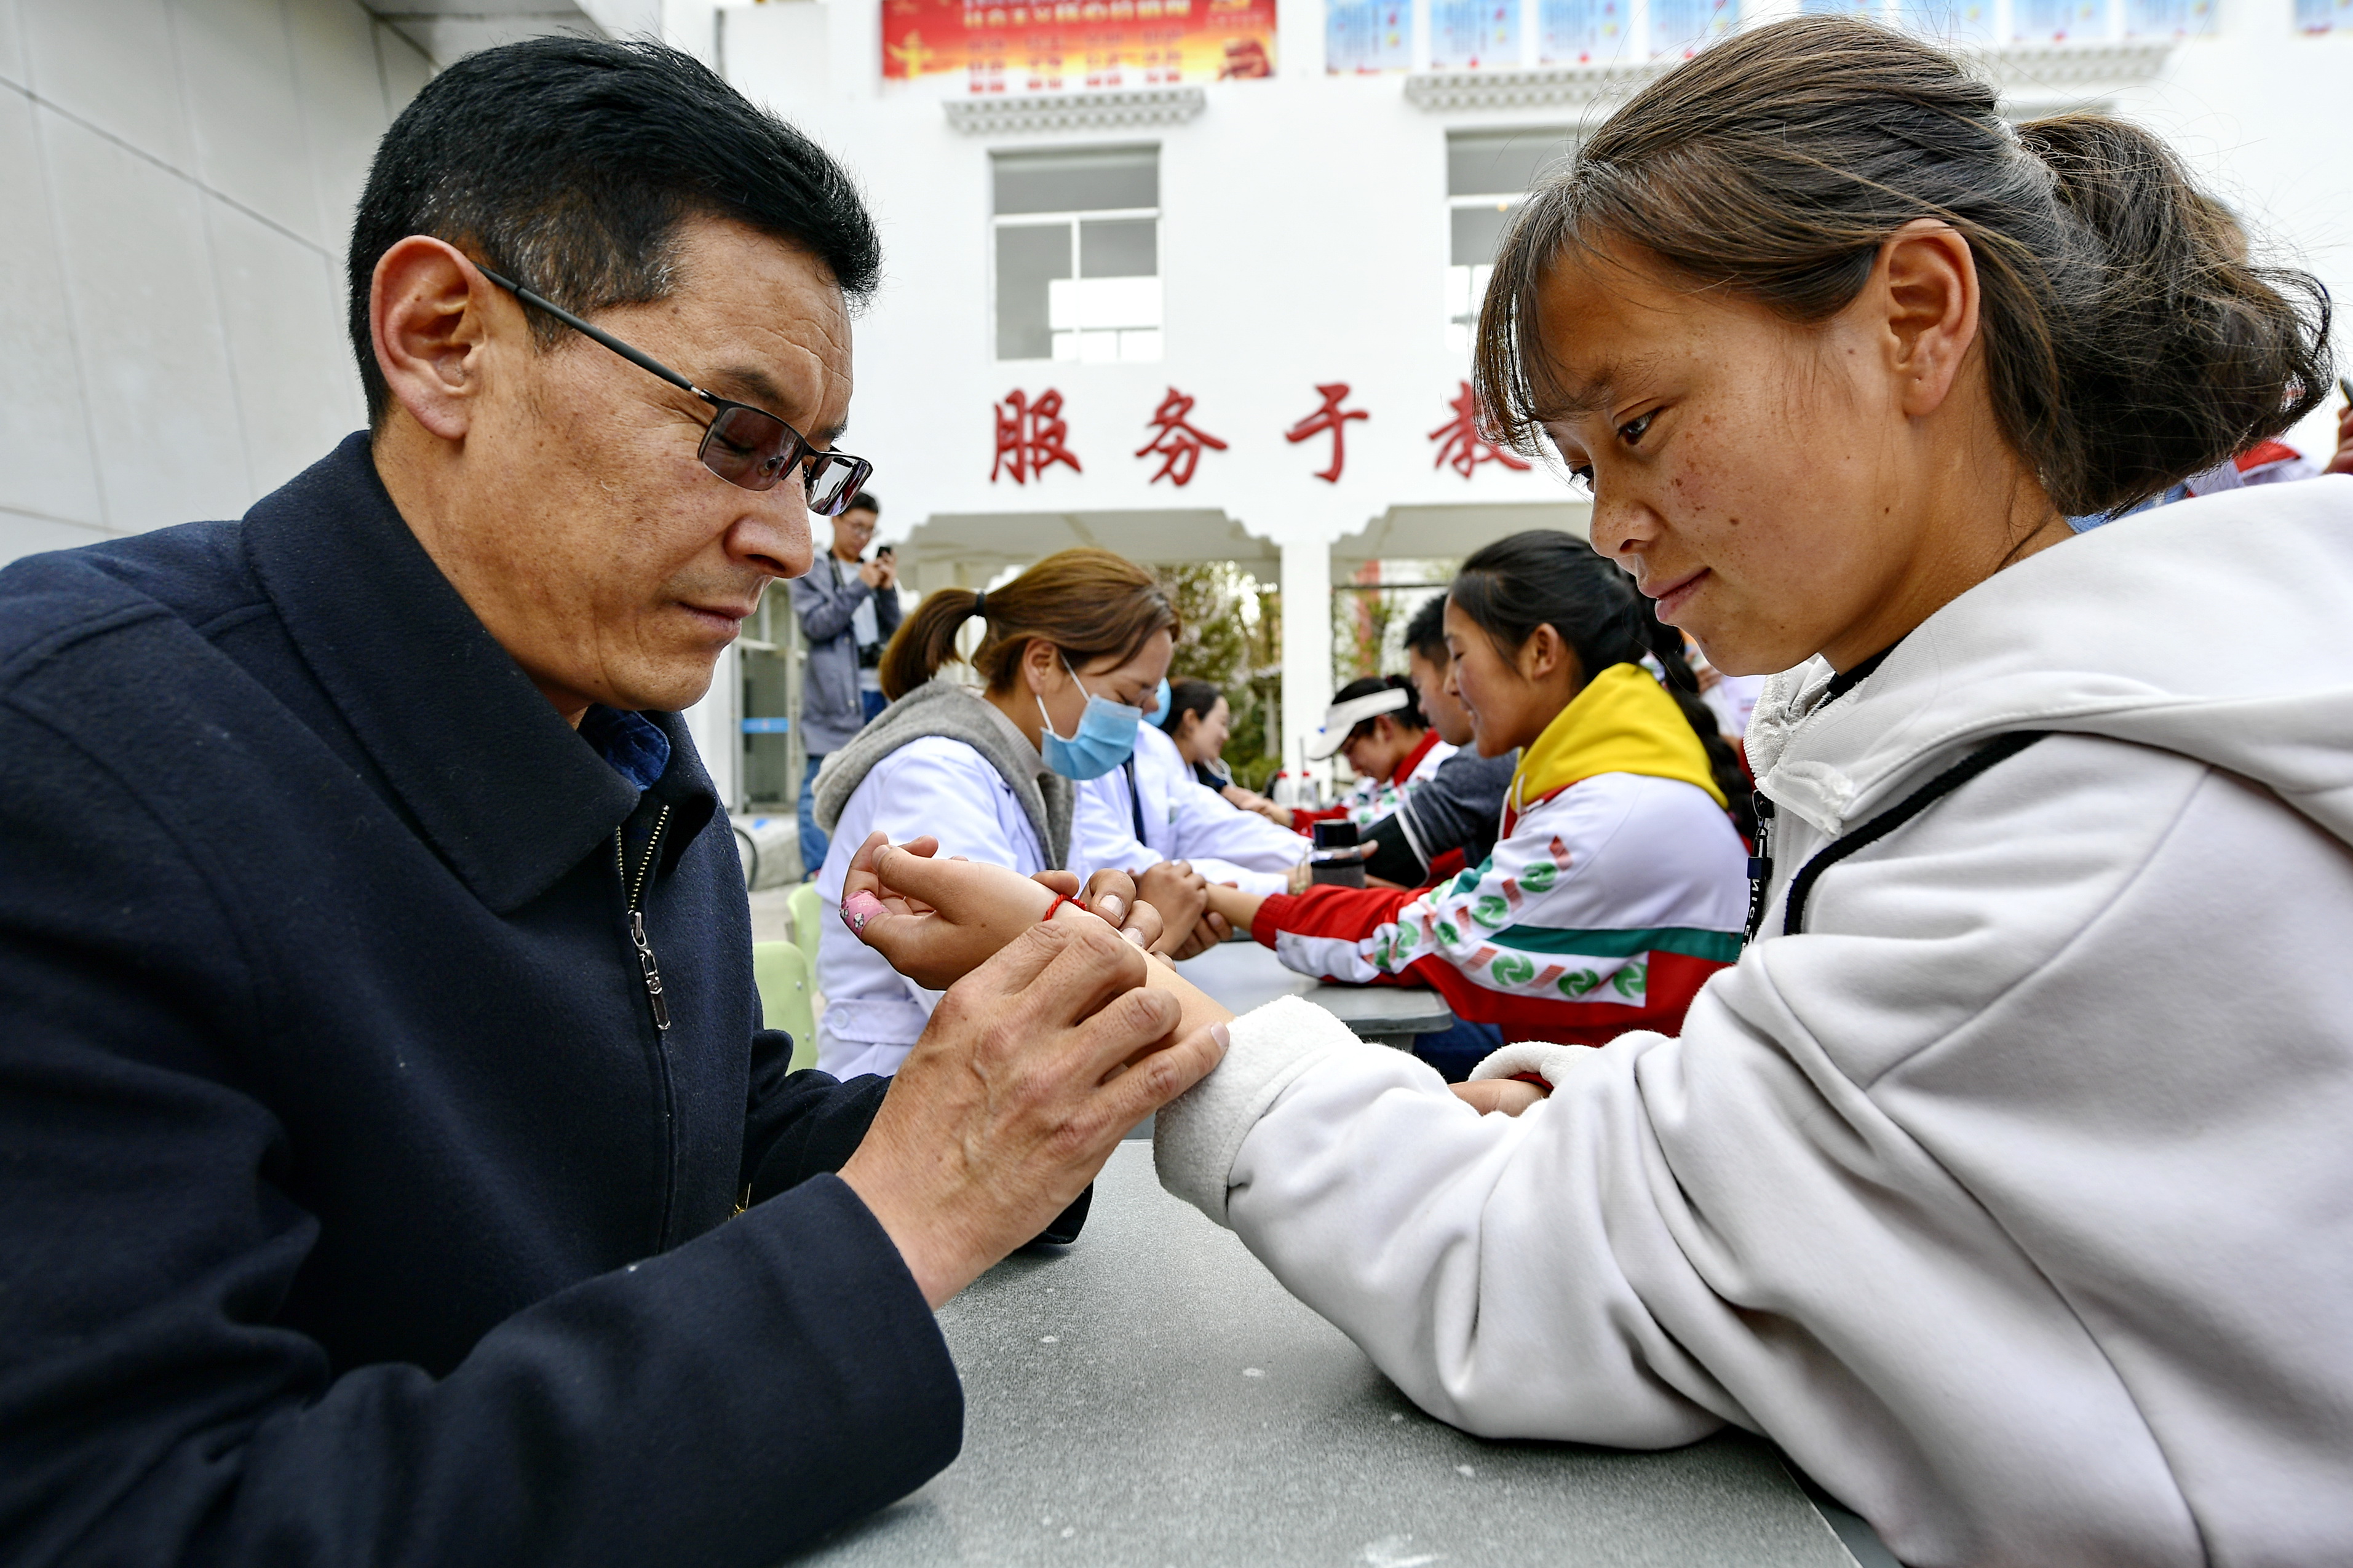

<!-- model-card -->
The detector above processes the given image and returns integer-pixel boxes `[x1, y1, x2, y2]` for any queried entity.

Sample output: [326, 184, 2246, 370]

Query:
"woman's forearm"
[1204, 882, 1266, 933]
[1143, 952, 1237, 1040]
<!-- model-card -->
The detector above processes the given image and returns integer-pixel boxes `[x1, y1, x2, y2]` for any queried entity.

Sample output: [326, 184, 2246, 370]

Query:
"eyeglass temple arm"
[475, 264, 710, 406]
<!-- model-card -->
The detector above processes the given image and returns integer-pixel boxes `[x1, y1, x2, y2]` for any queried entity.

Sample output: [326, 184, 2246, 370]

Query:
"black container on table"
[1308, 818, 1367, 888]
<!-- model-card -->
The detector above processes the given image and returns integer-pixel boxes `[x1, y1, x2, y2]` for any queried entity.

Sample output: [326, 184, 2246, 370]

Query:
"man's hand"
[1451, 1079, 1548, 1116]
[841, 920, 1228, 1306]
[839, 834, 1164, 991]
[857, 559, 887, 589]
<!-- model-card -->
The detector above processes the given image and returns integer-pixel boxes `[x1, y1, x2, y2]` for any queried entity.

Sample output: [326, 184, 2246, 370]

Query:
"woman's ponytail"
[878, 587, 980, 702]
[876, 548, 1177, 703]
[2016, 114, 2333, 515]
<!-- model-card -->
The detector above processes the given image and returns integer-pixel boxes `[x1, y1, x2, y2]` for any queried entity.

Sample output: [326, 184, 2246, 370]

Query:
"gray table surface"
[1178, 940, 1457, 1040]
[785, 1144, 1868, 1568]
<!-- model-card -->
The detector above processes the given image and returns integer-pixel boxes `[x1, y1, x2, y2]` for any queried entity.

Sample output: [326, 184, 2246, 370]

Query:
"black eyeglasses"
[477, 265, 872, 515]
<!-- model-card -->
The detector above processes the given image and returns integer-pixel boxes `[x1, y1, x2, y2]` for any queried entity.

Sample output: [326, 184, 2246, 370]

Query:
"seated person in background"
[1161, 678, 1242, 790]
[1202, 531, 1751, 1075]
[1073, 679, 1315, 903]
[1351, 593, 1518, 890]
[1250, 675, 1454, 834]
[811, 548, 1208, 1077]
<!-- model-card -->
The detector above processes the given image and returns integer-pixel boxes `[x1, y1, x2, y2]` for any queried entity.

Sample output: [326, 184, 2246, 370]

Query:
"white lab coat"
[1072, 723, 1301, 894]
[814, 735, 1047, 1078]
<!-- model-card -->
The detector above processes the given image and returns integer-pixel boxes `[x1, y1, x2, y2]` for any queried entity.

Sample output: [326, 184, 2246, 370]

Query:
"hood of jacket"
[1747, 475, 2353, 842]
[811, 678, 1074, 868]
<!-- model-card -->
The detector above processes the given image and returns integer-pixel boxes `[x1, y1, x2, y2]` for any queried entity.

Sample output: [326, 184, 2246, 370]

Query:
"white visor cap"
[1303, 686, 1412, 761]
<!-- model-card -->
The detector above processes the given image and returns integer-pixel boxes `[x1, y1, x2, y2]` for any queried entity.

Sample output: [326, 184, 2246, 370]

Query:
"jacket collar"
[1503, 662, 1724, 834]
[1389, 727, 1443, 787]
[242, 434, 716, 913]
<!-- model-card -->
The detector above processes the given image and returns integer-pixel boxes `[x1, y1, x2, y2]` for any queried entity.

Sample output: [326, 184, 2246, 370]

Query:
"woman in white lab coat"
[808, 548, 1190, 1077]
[1073, 686, 1308, 898]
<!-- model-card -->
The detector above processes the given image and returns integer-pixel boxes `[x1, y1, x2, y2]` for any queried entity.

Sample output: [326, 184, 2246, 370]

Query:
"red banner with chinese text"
[884, 0, 1277, 93]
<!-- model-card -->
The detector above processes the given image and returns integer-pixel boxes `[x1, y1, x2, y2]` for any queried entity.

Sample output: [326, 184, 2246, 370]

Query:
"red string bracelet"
[1040, 894, 1073, 924]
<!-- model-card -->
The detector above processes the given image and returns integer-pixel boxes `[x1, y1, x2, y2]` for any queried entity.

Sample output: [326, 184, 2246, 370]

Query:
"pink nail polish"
[841, 890, 885, 934]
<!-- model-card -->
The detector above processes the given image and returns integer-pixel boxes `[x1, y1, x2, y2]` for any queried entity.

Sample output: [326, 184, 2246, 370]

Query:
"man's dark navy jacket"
[0, 437, 961, 1566]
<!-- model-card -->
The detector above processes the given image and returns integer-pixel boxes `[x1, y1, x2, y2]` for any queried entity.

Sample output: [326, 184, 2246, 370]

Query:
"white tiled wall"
[0, 0, 432, 564]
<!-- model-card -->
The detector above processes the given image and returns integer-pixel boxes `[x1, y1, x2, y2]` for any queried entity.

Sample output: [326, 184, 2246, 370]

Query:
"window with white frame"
[1444, 128, 1574, 354]
[1803, 0, 2215, 38]
[992, 146, 1162, 363]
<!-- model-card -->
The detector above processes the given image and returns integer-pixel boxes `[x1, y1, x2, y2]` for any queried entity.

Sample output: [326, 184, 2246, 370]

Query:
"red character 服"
[991, 388, 1083, 484]
[1133, 387, 1228, 486]
[1284, 382, 1370, 483]
[1428, 379, 1530, 478]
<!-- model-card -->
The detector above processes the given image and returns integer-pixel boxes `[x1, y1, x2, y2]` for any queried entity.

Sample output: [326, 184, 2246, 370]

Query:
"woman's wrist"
[1143, 956, 1235, 1039]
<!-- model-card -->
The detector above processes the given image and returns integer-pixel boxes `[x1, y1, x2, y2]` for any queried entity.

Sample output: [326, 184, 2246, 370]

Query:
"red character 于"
[991, 388, 1082, 484]
[1284, 382, 1370, 483]
[1133, 387, 1228, 486]
[1428, 380, 1530, 479]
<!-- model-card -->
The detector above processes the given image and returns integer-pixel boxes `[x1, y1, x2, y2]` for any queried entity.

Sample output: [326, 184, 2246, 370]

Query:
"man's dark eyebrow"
[704, 365, 846, 445]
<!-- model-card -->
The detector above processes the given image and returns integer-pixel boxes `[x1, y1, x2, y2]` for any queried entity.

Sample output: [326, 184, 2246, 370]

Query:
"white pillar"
[684, 643, 742, 812]
[1278, 534, 1332, 790]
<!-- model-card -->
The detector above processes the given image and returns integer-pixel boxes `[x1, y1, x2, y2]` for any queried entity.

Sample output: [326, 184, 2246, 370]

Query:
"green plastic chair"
[787, 880, 823, 973]
[752, 940, 819, 1074]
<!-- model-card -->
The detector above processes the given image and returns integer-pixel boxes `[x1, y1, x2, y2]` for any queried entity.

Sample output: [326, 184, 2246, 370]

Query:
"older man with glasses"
[0, 36, 1221, 1568]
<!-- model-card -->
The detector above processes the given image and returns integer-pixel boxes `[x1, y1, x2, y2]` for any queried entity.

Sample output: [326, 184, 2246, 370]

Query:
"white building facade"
[711, 0, 2353, 807]
[3, 0, 2346, 814]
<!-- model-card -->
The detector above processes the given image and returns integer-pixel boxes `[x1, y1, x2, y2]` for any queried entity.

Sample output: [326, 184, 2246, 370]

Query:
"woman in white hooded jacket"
[838, 17, 2349, 1567]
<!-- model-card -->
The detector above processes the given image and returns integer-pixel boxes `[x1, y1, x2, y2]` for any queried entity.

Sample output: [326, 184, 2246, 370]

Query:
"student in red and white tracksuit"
[1281, 676, 1456, 836]
[1204, 533, 1752, 1068]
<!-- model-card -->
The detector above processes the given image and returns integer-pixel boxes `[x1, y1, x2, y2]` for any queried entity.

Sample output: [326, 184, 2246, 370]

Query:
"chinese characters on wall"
[988, 381, 1529, 486]
[883, 0, 1279, 94]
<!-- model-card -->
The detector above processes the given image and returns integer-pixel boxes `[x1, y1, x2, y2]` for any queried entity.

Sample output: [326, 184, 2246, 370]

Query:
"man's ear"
[1874, 219, 1980, 421]
[371, 236, 511, 442]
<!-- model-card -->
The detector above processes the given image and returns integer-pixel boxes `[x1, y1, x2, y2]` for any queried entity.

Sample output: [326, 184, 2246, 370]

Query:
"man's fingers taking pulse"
[1078, 868, 1137, 928]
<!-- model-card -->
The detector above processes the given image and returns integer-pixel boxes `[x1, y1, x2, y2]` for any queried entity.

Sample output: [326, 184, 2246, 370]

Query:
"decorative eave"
[943, 86, 1207, 136]
[1403, 38, 2174, 116]
[1403, 60, 1668, 113]
[1970, 37, 2175, 93]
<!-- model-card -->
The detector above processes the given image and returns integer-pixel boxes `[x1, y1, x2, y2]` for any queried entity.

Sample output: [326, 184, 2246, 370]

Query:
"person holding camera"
[788, 492, 900, 878]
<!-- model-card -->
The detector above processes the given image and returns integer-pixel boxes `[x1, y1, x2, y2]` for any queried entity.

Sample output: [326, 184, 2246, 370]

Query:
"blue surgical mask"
[1037, 658, 1144, 780]
[1150, 676, 1171, 726]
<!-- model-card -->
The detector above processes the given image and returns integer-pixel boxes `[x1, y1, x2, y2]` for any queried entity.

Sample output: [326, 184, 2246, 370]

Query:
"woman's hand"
[1224, 785, 1294, 828]
[840, 833, 1164, 991]
[1202, 882, 1266, 937]
[1135, 861, 1212, 959]
[1451, 1079, 1549, 1116]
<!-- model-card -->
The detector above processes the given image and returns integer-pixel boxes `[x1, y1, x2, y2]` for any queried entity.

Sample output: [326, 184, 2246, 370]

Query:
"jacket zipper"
[617, 805, 679, 1249]
[618, 806, 673, 1031]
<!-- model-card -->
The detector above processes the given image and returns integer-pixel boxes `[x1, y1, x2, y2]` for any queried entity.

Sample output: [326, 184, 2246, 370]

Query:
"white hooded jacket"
[1154, 477, 2353, 1568]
